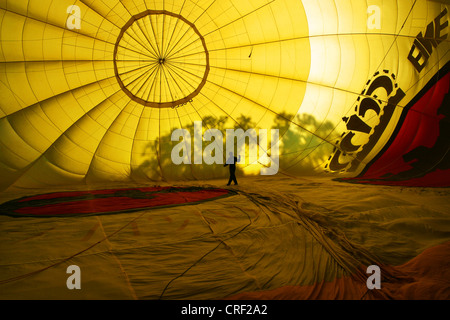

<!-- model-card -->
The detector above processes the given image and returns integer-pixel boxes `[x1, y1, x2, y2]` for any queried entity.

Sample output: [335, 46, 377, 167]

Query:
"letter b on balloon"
[366, 265, 381, 290]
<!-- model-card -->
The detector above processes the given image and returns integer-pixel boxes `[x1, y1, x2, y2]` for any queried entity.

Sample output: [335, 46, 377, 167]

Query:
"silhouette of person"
[224, 152, 240, 186]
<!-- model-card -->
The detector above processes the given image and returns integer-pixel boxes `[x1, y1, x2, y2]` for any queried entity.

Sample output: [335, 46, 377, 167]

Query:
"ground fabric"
[0, 176, 449, 299]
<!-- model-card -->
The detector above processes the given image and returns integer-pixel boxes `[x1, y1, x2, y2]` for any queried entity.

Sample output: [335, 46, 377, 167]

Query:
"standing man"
[224, 152, 240, 186]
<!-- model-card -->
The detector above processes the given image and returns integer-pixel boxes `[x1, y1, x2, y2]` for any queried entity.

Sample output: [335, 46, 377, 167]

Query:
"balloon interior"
[0, 0, 449, 300]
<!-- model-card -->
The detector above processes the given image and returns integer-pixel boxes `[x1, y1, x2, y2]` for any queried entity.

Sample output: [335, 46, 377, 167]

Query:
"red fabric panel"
[12, 188, 230, 216]
[346, 71, 450, 186]
[19, 187, 171, 202]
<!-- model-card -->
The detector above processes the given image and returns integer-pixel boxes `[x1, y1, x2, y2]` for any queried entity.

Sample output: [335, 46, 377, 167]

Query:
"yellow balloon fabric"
[0, 0, 448, 190]
[1, 0, 450, 302]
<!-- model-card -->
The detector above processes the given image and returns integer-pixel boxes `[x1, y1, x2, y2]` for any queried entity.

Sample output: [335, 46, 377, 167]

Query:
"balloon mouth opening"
[113, 10, 210, 108]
